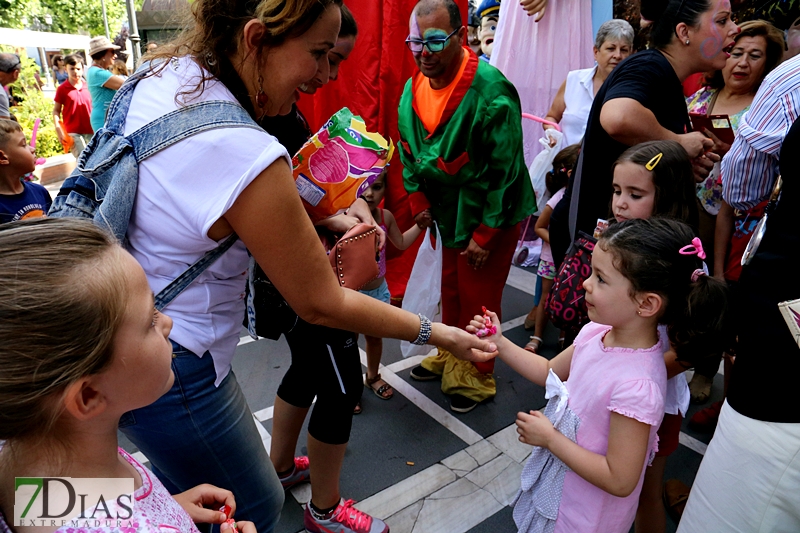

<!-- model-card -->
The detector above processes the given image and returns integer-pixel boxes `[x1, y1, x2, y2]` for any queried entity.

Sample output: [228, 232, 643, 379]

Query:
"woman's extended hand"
[172, 484, 235, 524]
[677, 131, 714, 158]
[432, 323, 498, 363]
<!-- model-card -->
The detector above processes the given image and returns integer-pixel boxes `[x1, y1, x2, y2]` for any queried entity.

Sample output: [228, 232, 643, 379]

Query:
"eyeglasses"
[405, 28, 459, 54]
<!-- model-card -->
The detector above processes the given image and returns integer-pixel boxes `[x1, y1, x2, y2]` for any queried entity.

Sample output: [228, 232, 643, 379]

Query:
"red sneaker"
[279, 456, 310, 490]
[304, 499, 389, 533]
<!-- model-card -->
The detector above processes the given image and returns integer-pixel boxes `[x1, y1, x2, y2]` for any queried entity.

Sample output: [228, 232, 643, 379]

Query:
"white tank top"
[560, 66, 596, 147]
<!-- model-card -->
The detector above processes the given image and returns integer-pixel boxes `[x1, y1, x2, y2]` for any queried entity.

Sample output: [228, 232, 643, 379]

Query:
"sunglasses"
[405, 28, 459, 54]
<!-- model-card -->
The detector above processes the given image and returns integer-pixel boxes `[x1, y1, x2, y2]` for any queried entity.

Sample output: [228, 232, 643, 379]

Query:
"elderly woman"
[683, 19, 786, 406]
[95, 1, 495, 533]
[543, 19, 634, 147]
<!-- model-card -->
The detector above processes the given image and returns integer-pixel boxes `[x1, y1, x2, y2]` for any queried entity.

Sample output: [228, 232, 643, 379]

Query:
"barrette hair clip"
[645, 152, 663, 171]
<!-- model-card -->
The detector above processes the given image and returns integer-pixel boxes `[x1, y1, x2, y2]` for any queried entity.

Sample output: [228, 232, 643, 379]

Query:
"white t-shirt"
[0, 86, 10, 118]
[124, 56, 290, 385]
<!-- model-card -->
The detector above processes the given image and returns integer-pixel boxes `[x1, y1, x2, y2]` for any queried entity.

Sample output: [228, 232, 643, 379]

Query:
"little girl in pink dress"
[468, 218, 729, 533]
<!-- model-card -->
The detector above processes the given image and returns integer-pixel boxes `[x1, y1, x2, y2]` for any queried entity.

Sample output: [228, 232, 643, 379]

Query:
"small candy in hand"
[226, 519, 239, 533]
[474, 306, 497, 338]
[219, 505, 232, 519]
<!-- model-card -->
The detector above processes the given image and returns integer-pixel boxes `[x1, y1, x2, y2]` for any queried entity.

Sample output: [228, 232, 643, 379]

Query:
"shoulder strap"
[154, 233, 239, 311]
[127, 100, 262, 162]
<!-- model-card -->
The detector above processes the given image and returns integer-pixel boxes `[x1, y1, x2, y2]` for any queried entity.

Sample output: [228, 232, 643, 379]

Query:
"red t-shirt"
[54, 79, 93, 135]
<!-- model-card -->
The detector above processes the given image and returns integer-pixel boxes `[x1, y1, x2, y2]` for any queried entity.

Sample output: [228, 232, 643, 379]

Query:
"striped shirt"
[722, 54, 800, 210]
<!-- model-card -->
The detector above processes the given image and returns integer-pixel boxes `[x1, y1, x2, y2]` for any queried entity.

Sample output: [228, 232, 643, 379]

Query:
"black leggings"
[277, 318, 362, 445]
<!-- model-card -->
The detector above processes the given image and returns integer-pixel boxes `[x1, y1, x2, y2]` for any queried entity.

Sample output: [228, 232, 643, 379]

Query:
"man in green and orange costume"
[399, 0, 535, 413]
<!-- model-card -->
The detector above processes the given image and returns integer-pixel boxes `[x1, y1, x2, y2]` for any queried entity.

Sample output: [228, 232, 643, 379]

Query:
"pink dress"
[490, 0, 594, 165]
[514, 322, 667, 533]
[0, 449, 200, 533]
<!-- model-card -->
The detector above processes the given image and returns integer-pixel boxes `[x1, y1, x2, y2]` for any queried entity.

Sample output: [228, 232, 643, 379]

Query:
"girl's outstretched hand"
[173, 484, 235, 524]
[516, 410, 556, 448]
[466, 309, 503, 339]
[436, 324, 498, 362]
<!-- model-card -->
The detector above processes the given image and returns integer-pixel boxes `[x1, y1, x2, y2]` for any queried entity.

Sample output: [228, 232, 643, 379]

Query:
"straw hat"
[88, 36, 121, 57]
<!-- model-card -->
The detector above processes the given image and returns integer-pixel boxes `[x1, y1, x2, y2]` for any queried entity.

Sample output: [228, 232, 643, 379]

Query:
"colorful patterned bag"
[546, 232, 595, 331]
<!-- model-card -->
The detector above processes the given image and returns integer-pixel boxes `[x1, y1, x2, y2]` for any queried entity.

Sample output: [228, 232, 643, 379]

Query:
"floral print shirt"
[0, 449, 200, 533]
[686, 87, 750, 215]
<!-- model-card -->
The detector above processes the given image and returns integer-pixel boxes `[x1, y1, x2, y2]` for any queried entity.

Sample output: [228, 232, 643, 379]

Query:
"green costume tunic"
[398, 49, 535, 249]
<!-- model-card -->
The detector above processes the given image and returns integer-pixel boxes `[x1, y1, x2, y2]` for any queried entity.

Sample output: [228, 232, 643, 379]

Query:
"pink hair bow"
[679, 237, 706, 260]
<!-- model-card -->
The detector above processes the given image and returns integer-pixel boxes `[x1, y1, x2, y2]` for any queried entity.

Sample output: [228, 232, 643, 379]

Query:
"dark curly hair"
[598, 217, 730, 368]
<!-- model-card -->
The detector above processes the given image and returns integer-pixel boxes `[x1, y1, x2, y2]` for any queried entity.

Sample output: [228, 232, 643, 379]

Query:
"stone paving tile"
[355, 463, 456, 520]
[412, 478, 503, 533]
[464, 439, 502, 466]
[441, 449, 479, 478]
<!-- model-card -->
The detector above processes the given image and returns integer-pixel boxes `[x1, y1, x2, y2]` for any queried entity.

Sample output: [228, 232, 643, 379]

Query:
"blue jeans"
[119, 341, 284, 532]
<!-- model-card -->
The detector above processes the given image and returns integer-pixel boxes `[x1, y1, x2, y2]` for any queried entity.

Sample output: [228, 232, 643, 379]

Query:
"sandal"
[524, 309, 536, 330]
[663, 478, 690, 524]
[524, 336, 543, 353]
[365, 373, 393, 400]
[353, 400, 362, 415]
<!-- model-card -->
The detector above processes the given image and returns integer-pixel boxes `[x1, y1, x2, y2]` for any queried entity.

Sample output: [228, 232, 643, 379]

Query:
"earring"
[637, 310, 642, 315]
[255, 75, 267, 108]
[685, 39, 690, 45]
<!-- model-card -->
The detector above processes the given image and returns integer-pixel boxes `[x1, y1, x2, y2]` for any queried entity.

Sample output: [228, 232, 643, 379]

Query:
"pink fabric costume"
[514, 322, 667, 533]
[0, 449, 200, 533]
[490, 0, 594, 165]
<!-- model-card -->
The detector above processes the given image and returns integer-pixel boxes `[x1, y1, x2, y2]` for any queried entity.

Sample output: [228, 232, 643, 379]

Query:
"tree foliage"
[0, 0, 145, 39]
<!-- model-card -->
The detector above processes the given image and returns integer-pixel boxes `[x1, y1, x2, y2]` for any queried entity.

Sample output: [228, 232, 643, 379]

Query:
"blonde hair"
[146, 0, 343, 113]
[0, 218, 128, 440]
[0, 118, 22, 148]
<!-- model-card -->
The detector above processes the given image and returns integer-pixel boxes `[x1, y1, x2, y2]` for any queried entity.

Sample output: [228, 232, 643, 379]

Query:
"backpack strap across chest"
[49, 60, 263, 311]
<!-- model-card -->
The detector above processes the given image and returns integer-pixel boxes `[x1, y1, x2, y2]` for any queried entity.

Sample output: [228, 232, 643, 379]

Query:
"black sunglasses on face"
[405, 28, 459, 54]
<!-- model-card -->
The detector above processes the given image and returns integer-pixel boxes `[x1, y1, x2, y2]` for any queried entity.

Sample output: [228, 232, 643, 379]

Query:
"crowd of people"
[0, 0, 798, 532]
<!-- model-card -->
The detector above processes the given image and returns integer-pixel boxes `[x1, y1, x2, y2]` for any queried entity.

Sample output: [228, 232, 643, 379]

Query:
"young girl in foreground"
[0, 218, 255, 533]
[470, 218, 727, 533]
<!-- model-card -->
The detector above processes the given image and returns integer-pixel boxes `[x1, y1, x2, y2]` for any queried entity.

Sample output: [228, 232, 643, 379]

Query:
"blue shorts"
[359, 279, 391, 303]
